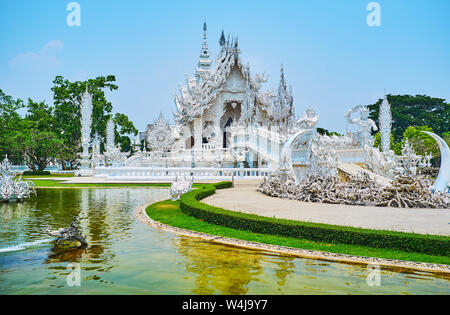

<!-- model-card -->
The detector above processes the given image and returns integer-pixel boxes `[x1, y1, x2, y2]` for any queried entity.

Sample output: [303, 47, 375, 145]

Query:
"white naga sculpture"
[170, 176, 193, 201]
[345, 105, 378, 147]
[0, 156, 35, 202]
[422, 131, 449, 193]
[379, 96, 392, 152]
[279, 129, 314, 181]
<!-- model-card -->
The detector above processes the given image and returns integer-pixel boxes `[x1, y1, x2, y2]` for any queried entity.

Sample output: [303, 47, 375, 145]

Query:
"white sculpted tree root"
[258, 173, 449, 209]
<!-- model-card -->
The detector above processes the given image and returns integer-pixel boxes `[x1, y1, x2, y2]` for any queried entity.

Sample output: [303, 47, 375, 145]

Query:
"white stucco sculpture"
[280, 129, 313, 180]
[0, 156, 35, 202]
[379, 96, 392, 152]
[345, 105, 378, 147]
[170, 176, 193, 201]
[365, 145, 397, 179]
[78, 85, 93, 172]
[296, 106, 319, 131]
[103, 117, 128, 166]
[146, 113, 175, 152]
[422, 131, 449, 193]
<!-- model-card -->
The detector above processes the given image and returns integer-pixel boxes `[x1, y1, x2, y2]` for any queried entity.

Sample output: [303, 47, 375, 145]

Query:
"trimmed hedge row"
[180, 182, 450, 257]
[22, 171, 51, 176]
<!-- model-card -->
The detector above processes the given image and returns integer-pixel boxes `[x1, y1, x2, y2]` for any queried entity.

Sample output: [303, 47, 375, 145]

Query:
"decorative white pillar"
[78, 85, 93, 176]
[193, 117, 202, 150]
[215, 117, 223, 149]
[379, 96, 392, 152]
[106, 117, 115, 151]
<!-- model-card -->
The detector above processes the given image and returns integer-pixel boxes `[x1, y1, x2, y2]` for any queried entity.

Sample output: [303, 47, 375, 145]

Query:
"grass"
[147, 199, 450, 265]
[181, 183, 449, 257]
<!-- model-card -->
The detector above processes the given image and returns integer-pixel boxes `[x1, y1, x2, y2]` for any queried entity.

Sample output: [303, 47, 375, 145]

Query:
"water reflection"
[0, 188, 449, 295]
[175, 237, 269, 294]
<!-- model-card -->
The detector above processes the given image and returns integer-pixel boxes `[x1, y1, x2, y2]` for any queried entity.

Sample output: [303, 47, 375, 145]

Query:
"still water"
[0, 188, 449, 295]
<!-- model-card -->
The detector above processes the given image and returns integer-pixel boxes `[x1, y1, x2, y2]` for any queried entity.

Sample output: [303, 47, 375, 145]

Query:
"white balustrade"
[94, 166, 272, 179]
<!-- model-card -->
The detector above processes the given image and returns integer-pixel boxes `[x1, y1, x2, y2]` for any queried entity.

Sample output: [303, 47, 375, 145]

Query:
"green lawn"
[147, 200, 450, 266]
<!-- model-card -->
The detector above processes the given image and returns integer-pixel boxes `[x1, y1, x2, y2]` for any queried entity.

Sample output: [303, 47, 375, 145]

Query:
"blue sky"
[1, 0, 449, 134]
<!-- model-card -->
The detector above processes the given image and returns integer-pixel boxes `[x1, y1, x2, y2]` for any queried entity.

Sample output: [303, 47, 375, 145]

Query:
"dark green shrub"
[179, 183, 450, 257]
[22, 171, 51, 176]
[213, 181, 233, 190]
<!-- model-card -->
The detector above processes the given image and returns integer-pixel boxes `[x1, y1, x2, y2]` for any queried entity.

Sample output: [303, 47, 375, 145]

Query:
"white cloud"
[10, 40, 64, 68]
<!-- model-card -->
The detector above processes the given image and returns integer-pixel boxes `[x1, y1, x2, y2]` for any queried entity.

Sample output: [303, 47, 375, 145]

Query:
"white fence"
[94, 167, 273, 179]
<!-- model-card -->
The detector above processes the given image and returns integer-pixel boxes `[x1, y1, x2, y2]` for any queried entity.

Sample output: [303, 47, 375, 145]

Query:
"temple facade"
[111, 24, 390, 178]
[172, 23, 295, 151]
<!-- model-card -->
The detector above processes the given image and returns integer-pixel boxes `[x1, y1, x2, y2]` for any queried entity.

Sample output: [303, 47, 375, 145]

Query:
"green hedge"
[180, 182, 450, 257]
[22, 171, 51, 176]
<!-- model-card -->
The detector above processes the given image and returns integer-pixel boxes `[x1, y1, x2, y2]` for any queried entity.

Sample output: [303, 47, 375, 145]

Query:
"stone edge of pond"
[134, 202, 450, 275]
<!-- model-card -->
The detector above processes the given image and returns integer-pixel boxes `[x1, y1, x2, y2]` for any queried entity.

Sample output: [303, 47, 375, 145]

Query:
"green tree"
[368, 95, 449, 142]
[402, 126, 438, 157]
[14, 99, 63, 171]
[51, 75, 137, 169]
[443, 132, 450, 147]
[317, 128, 343, 137]
[52, 75, 117, 168]
[114, 113, 138, 152]
[0, 89, 24, 163]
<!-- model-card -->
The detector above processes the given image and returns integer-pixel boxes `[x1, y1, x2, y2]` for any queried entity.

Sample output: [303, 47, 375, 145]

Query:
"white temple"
[124, 24, 295, 170]
[93, 24, 391, 179]
[89, 24, 448, 193]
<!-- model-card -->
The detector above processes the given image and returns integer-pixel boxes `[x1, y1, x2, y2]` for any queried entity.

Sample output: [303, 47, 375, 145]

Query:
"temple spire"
[219, 30, 225, 47]
[196, 22, 212, 81]
[279, 64, 286, 90]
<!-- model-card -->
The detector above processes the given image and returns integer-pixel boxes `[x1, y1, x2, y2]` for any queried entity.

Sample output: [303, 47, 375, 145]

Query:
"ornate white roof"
[173, 31, 294, 127]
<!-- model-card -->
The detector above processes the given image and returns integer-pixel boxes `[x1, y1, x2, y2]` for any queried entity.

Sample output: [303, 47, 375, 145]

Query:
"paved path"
[203, 184, 450, 236]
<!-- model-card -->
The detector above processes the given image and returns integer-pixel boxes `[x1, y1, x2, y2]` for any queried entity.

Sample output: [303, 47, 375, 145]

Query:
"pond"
[0, 188, 449, 295]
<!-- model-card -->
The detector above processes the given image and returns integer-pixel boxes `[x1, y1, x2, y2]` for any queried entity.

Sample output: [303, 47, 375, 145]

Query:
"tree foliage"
[0, 89, 24, 163]
[51, 75, 137, 169]
[114, 113, 138, 152]
[368, 95, 449, 142]
[317, 128, 343, 137]
[402, 126, 439, 156]
[12, 99, 63, 171]
[1, 75, 137, 170]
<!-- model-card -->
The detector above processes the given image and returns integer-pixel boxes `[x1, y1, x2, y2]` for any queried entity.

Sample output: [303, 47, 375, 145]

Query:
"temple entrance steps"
[229, 126, 284, 167]
[242, 142, 280, 166]
[338, 162, 392, 186]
